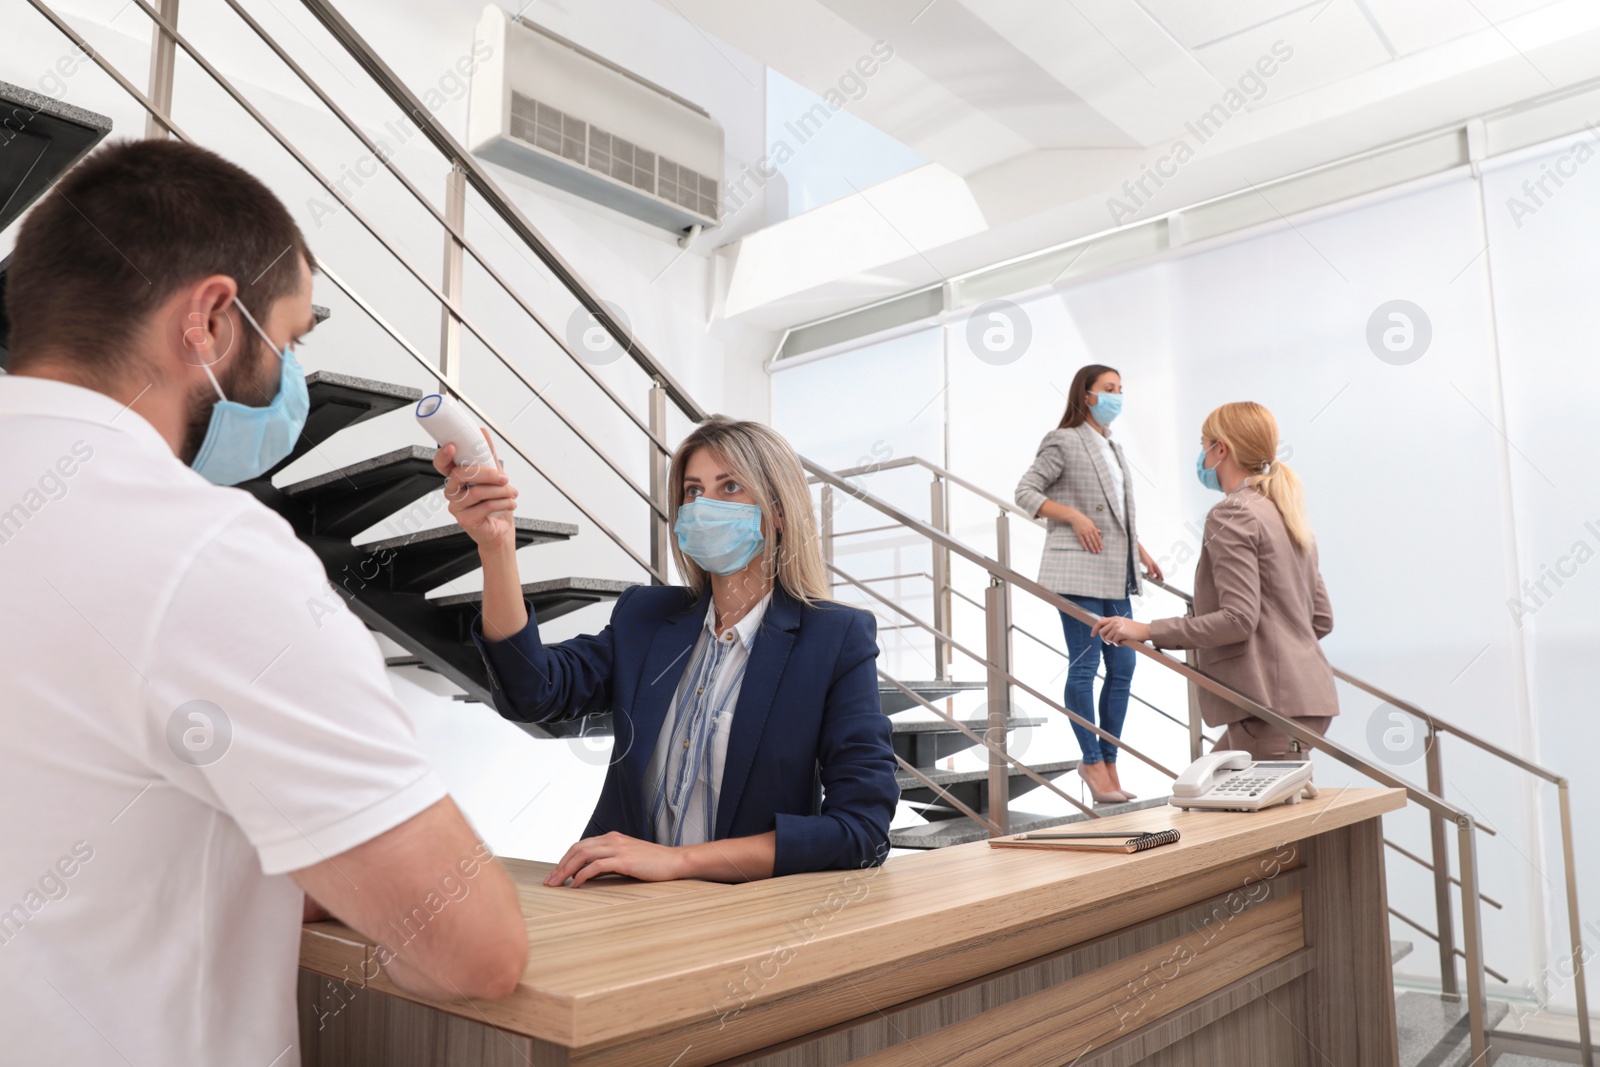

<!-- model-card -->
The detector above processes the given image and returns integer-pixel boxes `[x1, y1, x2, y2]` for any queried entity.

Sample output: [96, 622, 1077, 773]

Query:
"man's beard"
[178, 339, 279, 466]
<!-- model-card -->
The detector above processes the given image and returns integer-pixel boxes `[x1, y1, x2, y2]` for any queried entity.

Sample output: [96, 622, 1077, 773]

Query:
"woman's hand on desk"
[433, 431, 519, 553]
[544, 831, 687, 887]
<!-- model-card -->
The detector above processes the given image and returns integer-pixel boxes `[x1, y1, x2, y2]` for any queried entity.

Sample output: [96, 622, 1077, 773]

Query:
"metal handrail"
[220, 0, 670, 455]
[809, 460, 1475, 816]
[825, 454, 1041, 524]
[837, 457, 1595, 1061]
[830, 562, 1180, 781]
[810, 456, 1501, 1062]
[297, 0, 708, 422]
[1005, 614, 1210, 738]
[1385, 838, 1503, 910]
[879, 672, 1096, 821]
[1390, 909, 1511, 984]
[1143, 577, 1566, 783]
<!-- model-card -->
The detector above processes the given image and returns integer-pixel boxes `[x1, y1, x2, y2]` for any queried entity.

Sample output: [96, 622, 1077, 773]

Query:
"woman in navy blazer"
[435, 417, 898, 886]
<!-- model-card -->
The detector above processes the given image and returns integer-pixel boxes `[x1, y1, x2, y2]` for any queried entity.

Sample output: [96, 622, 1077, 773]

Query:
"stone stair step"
[1395, 990, 1511, 1067]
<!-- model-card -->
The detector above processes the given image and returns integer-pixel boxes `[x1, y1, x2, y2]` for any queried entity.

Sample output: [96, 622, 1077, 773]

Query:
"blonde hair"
[668, 418, 830, 603]
[1202, 402, 1314, 552]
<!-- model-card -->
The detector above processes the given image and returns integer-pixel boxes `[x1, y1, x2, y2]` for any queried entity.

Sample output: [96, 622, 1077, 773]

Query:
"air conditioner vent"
[509, 93, 585, 164]
[588, 127, 655, 193]
[470, 7, 723, 234]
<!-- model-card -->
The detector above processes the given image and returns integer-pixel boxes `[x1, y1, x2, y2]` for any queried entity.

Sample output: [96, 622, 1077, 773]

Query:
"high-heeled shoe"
[1079, 763, 1128, 805]
[1106, 764, 1137, 800]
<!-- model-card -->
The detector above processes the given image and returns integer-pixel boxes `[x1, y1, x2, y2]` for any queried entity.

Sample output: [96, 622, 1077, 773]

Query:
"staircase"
[233, 369, 632, 740]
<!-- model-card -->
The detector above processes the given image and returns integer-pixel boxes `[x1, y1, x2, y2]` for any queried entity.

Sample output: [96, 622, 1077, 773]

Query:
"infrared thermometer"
[415, 392, 496, 472]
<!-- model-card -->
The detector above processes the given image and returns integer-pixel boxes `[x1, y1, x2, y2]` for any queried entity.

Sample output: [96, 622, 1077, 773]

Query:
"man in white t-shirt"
[0, 139, 527, 1065]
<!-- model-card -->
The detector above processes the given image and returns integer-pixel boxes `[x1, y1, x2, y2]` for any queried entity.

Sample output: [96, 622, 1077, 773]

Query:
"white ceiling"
[650, 0, 1600, 328]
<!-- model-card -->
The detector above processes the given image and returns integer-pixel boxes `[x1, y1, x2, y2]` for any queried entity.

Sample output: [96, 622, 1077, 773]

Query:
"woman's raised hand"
[432, 428, 519, 552]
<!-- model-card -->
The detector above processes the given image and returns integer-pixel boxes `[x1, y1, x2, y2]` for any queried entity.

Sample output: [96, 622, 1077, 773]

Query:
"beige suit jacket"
[1147, 487, 1337, 727]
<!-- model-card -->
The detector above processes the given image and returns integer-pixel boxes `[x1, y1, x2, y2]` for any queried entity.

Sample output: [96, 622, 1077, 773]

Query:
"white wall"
[772, 146, 1600, 1012]
[1, 0, 779, 862]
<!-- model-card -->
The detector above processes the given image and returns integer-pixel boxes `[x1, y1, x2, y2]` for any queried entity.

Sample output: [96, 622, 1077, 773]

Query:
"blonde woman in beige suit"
[1092, 402, 1338, 759]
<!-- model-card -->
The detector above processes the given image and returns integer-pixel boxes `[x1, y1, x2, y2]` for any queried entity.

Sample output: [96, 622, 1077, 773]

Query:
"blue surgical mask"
[1196, 443, 1222, 492]
[674, 498, 765, 575]
[190, 299, 309, 486]
[1090, 392, 1122, 426]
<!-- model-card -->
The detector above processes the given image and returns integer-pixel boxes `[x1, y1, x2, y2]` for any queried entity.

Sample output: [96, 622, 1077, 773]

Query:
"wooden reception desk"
[298, 787, 1405, 1067]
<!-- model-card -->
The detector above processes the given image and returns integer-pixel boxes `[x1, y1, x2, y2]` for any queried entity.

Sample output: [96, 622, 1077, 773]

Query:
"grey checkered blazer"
[1014, 423, 1141, 600]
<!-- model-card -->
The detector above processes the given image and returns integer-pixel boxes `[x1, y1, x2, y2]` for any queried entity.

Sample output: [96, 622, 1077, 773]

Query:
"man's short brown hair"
[5, 138, 313, 381]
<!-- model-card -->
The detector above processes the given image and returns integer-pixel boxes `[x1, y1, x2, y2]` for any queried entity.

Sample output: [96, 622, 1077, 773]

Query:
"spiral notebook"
[988, 828, 1181, 854]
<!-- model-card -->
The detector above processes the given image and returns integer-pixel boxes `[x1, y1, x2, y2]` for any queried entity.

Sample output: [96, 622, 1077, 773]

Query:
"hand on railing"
[1091, 616, 1151, 645]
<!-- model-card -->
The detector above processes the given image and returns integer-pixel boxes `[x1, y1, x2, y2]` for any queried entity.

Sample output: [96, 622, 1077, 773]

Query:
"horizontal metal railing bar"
[1385, 838, 1504, 909]
[105, 0, 663, 520]
[1006, 619, 1197, 734]
[821, 455, 1042, 524]
[831, 563, 1180, 780]
[218, 0, 669, 457]
[1389, 907, 1510, 983]
[827, 523, 907, 539]
[297, 0, 708, 423]
[830, 572, 934, 586]
[895, 755, 999, 834]
[1142, 575, 1562, 785]
[879, 672, 1095, 820]
[950, 586, 986, 612]
[805, 458, 1476, 824]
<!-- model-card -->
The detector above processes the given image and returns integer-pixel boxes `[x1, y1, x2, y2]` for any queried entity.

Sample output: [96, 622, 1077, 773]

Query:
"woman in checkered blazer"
[1014, 364, 1163, 804]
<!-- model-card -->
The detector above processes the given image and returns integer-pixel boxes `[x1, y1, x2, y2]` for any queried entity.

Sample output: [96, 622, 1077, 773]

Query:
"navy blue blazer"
[469, 584, 899, 876]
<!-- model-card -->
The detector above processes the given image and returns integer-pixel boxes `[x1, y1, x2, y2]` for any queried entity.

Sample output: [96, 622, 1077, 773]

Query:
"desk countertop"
[300, 787, 1404, 1054]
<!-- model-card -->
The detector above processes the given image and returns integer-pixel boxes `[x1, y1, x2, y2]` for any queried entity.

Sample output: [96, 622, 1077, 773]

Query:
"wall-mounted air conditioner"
[468, 5, 723, 235]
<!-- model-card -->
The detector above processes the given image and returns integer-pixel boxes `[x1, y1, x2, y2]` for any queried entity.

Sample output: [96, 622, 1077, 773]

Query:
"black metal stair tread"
[878, 679, 988, 713]
[878, 680, 987, 693]
[276, 445, 445, 540]
[304, 369, 420, 404]
[896, 758, 1079, 788]
[433, 578, 635, 626]
[267, 372, 423, 475]
[358, 516, 577, 553]
[356, 519, 581, 595]
[889, 796, 1171, 849]
[281, 444, 440, 497]
[889, 716, 1047, 734]
[433, 577, 636, 607]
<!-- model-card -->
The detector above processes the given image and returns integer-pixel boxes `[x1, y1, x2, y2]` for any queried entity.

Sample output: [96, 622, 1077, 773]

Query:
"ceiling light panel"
[1134, 0, 1322, 49]
[1358, 0, 1564, 56]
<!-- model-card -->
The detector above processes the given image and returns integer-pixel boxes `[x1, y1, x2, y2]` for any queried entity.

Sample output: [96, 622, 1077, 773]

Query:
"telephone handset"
[1169, 750, 1319, 811]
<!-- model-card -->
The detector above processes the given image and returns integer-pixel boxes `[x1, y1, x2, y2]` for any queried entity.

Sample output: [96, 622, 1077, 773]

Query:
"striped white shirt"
[644, 591, 773, 847]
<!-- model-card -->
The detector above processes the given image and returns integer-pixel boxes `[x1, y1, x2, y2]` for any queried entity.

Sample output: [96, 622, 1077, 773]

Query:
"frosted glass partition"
[774, 165, 1599, 1007]
[1480, 139, 1600, 1011]
[772, 329, 945, 681]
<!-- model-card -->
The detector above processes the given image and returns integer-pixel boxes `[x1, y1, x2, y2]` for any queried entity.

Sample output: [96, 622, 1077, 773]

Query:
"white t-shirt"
[1091, 428, 1126, 521]
[0, 375, 447, 1066]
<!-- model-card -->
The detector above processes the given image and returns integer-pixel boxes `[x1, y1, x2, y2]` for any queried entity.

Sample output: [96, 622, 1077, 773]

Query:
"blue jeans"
[1058, 596, 1137, 764]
